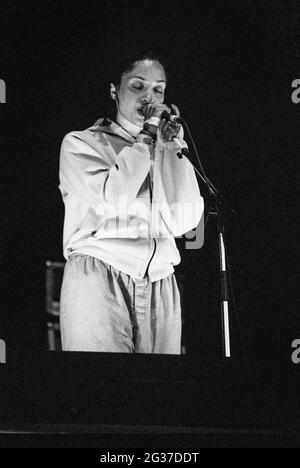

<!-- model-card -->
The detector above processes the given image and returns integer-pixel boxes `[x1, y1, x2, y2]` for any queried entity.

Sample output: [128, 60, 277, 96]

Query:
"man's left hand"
[159, 104, 181, 142]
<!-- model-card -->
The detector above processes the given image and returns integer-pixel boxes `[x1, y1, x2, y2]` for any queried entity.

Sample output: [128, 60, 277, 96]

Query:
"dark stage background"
[0, 0, 299, 360]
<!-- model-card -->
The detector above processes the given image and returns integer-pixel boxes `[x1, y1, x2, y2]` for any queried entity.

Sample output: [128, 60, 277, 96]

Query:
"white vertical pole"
[219, 232, 231, 358]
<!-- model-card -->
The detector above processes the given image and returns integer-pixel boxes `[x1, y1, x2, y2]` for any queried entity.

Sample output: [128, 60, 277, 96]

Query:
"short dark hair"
[106, 45, 168, 87]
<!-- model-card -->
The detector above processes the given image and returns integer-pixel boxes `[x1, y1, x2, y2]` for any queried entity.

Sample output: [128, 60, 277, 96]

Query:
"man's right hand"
[142, 103, 171, 137]
[143, 103, 171, 121]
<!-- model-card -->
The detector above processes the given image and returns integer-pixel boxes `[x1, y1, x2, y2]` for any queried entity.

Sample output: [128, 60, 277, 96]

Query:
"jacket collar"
[91, 117, 137, 144]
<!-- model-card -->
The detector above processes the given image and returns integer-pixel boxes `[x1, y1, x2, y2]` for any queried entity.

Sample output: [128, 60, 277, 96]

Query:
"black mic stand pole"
[176, 139, 234, 358]
[206, 192, 231, 358]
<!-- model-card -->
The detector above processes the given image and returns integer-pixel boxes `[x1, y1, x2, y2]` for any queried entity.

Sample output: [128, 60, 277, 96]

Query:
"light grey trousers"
[60, 254, 182, 354]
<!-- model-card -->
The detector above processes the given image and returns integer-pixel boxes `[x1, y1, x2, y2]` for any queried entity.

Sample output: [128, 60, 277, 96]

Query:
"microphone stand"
[176, 120, 238, 358]
[205, 189, 232, 358]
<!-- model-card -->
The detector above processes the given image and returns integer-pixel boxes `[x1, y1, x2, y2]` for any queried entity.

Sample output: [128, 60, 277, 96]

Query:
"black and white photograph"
[0, 0, 299, 449]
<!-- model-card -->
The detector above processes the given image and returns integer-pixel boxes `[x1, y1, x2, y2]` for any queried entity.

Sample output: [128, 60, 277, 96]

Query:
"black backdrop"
[0, 0, 299, 359]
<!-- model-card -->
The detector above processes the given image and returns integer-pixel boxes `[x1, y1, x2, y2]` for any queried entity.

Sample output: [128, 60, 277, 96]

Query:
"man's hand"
[143, 103, 171, 121]
[159, 104, 181, 142]
[141, 103, 171, 138]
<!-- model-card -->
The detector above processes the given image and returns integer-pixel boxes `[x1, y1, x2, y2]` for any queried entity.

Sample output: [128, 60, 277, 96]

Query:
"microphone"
[161, 110, 182, 124]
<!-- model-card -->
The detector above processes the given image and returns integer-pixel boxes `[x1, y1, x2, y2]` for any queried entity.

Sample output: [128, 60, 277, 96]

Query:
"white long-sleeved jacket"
[59, 117, 204, 282]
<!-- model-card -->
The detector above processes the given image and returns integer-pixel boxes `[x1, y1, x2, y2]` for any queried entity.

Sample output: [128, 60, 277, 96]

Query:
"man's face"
[112, 59, 166, 127]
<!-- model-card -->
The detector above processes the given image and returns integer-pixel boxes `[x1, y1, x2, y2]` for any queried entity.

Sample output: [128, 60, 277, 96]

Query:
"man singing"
[59, 47, 204, 354]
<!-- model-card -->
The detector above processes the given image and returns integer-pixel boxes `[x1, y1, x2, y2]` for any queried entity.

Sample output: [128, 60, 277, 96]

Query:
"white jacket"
[59, 117, 204, 282]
